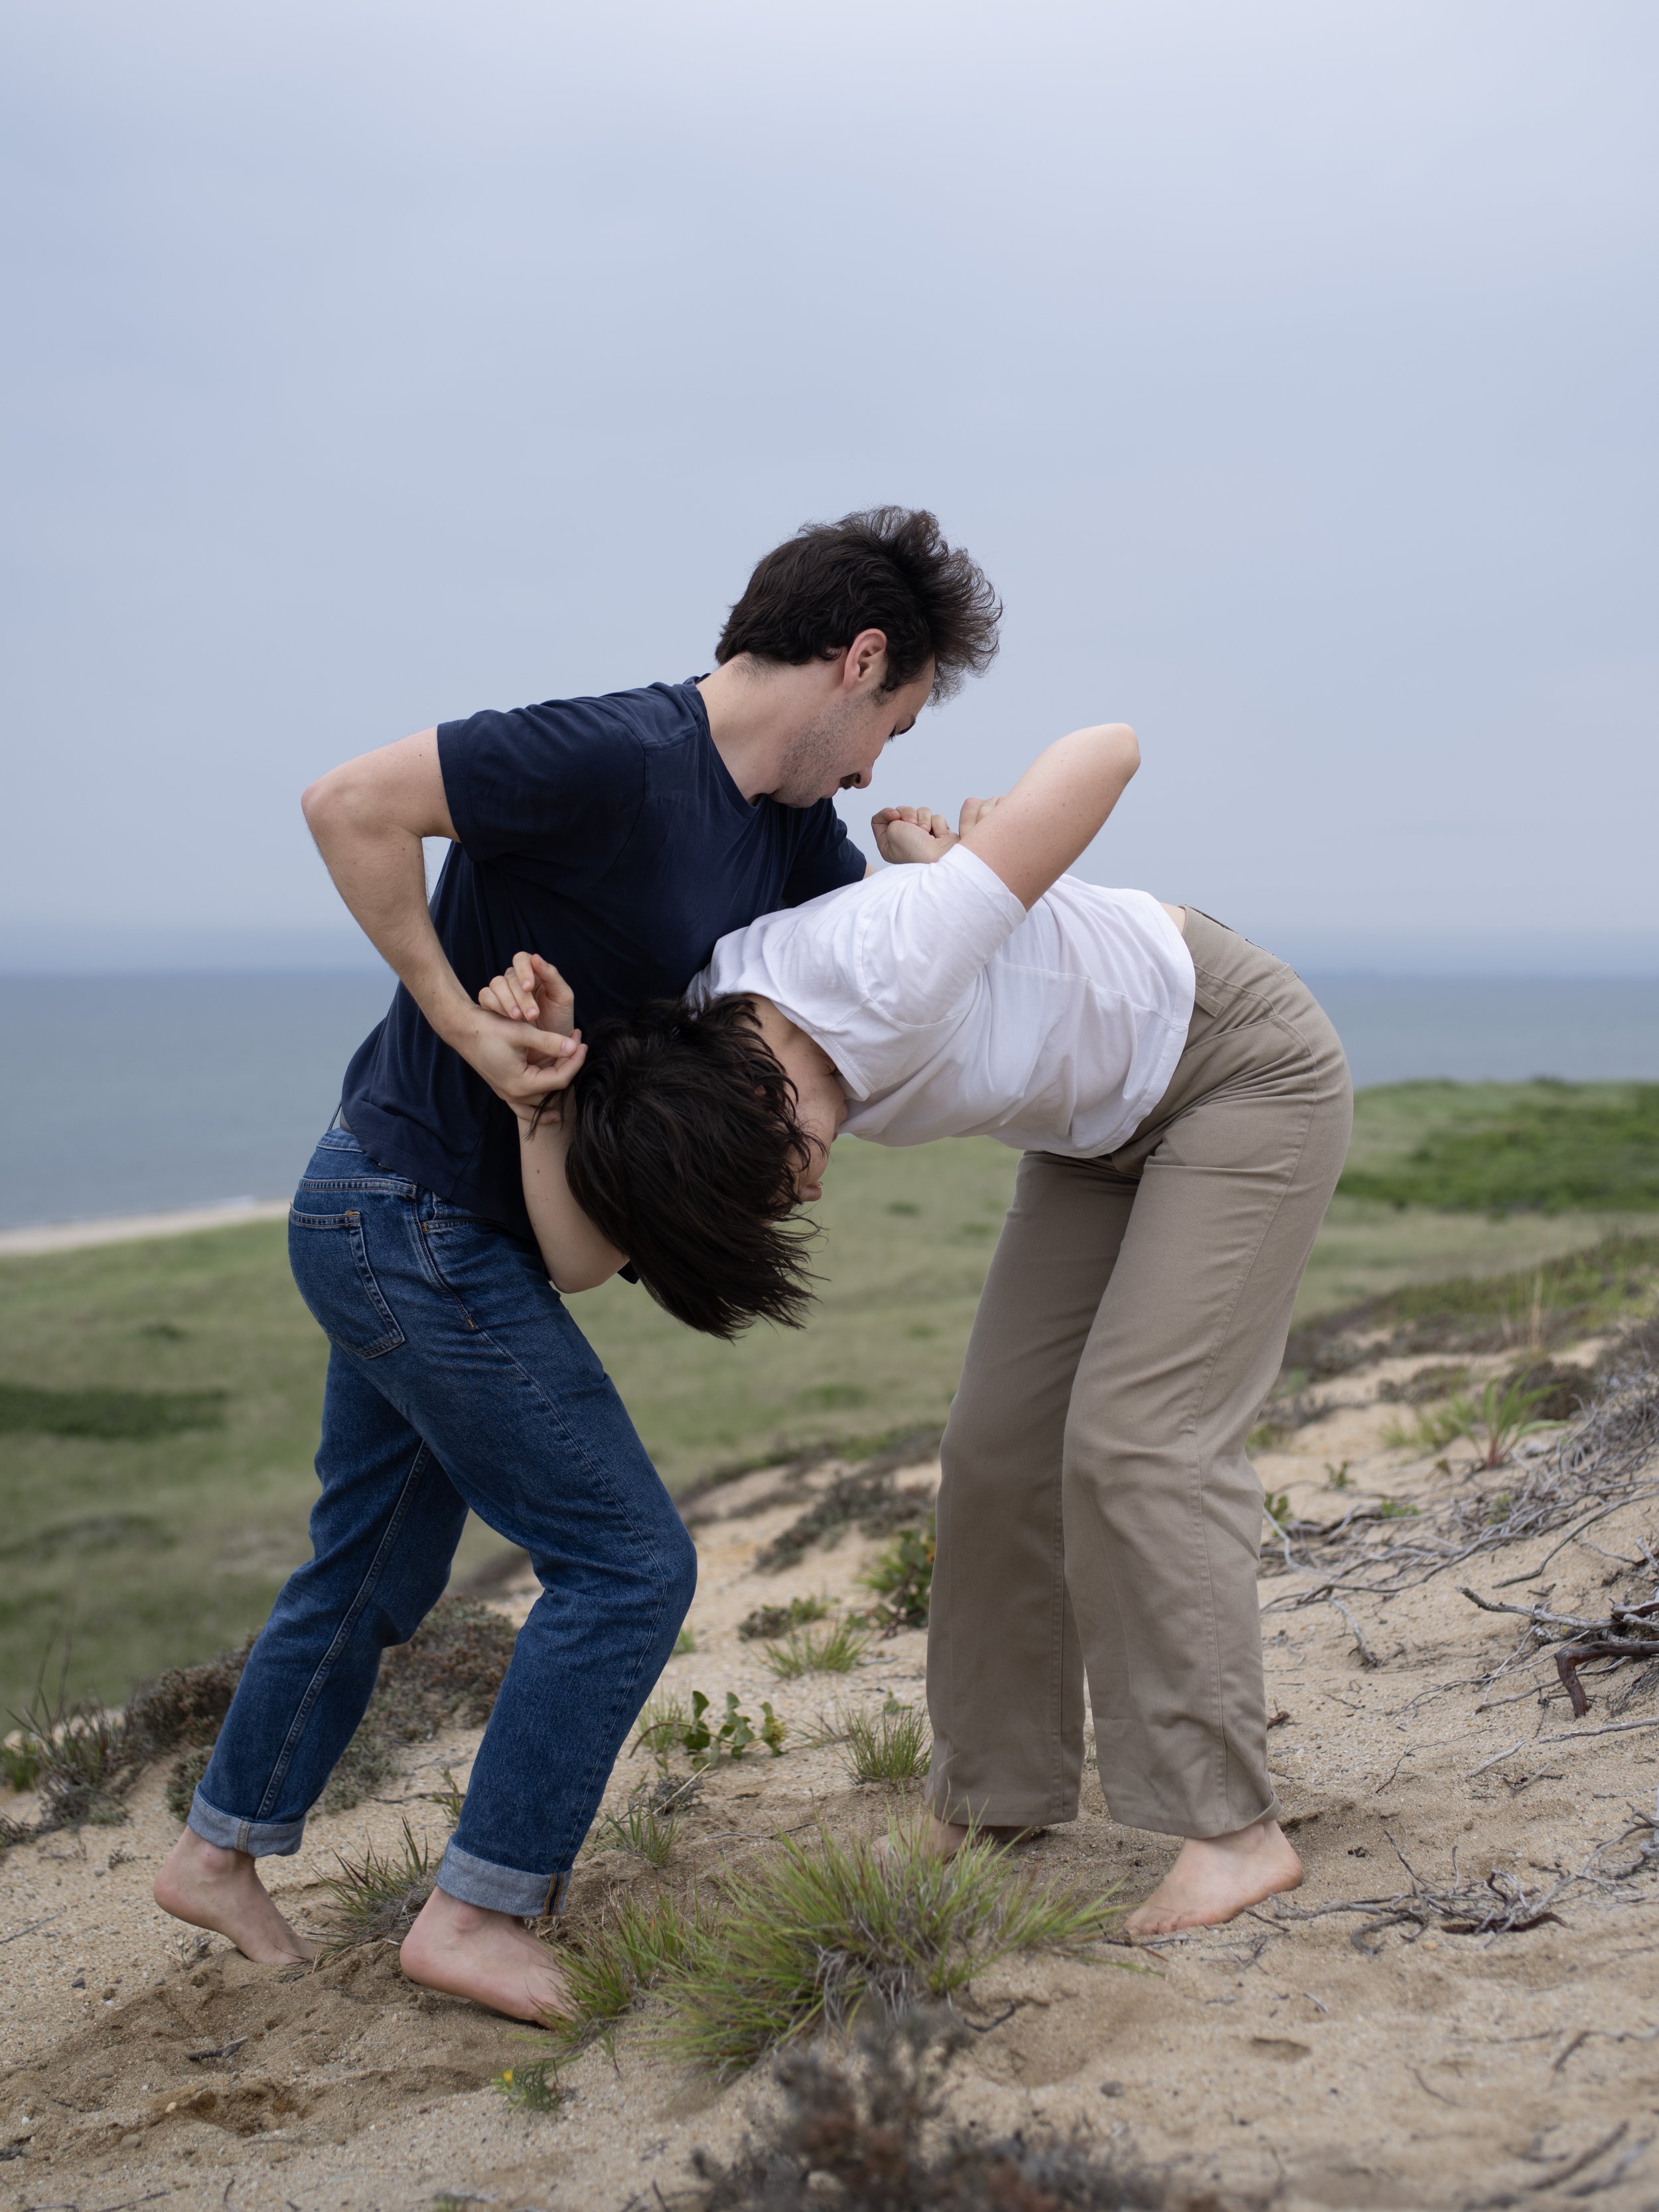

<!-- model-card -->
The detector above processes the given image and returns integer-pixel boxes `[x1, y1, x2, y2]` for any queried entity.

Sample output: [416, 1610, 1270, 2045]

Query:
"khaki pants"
[926, 911, 1352, 1839]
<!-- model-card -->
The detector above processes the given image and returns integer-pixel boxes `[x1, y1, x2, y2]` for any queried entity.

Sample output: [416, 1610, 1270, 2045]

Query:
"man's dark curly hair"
[563, 996, 820, 1341]
[716, 507, 1001, 701]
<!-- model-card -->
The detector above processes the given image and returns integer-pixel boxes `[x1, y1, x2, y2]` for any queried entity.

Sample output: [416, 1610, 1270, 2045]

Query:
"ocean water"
[2, 972, 1657, 1232]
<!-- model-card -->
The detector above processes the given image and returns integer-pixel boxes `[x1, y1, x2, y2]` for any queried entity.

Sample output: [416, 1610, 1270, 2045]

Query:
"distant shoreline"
[0, 1199, 289, 1256]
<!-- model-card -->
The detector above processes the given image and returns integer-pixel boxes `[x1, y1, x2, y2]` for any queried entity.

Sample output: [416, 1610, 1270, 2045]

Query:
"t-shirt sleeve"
[437, 703, 646, 867]
[780, 804, 865, 907]
[855, 846, 1029, 1027]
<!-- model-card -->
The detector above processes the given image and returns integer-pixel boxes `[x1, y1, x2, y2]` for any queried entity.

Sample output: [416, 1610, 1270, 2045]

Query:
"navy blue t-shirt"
[339, 680, 863, 1239]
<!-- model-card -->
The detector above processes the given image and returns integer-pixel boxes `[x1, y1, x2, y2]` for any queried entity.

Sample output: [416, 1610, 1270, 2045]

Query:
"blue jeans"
[189, 1127, 697, 1915]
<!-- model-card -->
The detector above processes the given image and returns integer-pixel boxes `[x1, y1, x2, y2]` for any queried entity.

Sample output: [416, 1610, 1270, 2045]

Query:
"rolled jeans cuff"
[437, 1839, 569, 1919]
[187, 1788, 306, 1858]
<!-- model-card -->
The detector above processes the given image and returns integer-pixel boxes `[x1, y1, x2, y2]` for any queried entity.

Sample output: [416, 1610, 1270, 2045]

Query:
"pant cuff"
[926, 1786, 1077, 1830]
[187, 1788, 306, 1858]
[437, 1839, 569, 1919]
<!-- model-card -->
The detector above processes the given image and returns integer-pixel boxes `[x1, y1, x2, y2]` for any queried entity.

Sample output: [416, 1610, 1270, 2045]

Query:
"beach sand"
[4, 1333, 1659, 2209]
[0, 1199, 290, 1257]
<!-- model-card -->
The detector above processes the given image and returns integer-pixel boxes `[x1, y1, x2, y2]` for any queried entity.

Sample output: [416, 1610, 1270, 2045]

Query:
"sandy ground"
[0, 1201, 290, 1255]
[5, 1343, 1659, 2212]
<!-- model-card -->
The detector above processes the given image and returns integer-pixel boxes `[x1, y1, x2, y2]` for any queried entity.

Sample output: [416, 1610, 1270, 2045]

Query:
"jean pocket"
[288, 1207, 406, 1359]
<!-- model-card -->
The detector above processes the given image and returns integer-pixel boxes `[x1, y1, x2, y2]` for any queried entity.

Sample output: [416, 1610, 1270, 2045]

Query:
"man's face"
[769, 660, 936, 808]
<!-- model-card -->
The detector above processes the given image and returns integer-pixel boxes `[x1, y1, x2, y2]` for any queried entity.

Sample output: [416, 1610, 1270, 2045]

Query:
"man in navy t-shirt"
[337, 676, 868, 1239]
[155, 508, 1001, 2022]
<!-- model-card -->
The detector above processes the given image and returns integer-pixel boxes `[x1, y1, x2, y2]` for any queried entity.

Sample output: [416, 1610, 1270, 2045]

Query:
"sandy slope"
[5, 1345, 1659, 2212]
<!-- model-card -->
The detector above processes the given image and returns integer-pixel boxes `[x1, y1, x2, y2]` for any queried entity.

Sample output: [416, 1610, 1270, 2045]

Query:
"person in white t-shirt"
[480, 721, 1352, 1939]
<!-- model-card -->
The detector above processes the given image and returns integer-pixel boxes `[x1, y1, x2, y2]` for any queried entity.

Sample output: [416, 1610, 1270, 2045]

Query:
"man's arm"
[301, 730, 577, 1111]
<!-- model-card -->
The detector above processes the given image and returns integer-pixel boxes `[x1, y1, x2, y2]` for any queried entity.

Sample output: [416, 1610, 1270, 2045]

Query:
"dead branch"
[1260, 1347, 1659, 1611]
[1327, 1596, 1380, 1667]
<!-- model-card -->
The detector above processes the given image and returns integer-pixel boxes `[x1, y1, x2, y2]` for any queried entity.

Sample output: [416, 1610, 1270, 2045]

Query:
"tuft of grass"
[428, 1765, 467, 1829]
[737, 1595, 833, 1642]
[590, 1797, 682, 1868]
[491, 2056, 565, 2112]
[763, 1618, 871, 1680]
[674, 1625, 698, 1655]
[793, 1709, 855, 1749]
[859, 1517, 936, 1633]
[7, 1655, 131, 1832]
[317, 1818, 436, 1949]
[843, 1700, 931, 1786]
[1384, 1377, 1556, 1469]
[633, 1690, 693, 1771]
[659, 1824, 1125, 2077]
[546, 1891, 707, 2054]
[1, 1735, 42, 1793]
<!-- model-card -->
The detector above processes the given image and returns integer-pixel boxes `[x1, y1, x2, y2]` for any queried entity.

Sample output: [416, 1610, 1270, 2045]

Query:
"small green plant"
[738, 1595, 833, 1642]
[1384, 1377, 1555, 1469]
[590, 1797, 681, 1868]
[674, 1625, 697, 1655]
[7, 1657, 130, 1831]
[1262, 1490, 1293, 1530]
[633, 1691, 693, 1772]
[1375, 1497, 1421, 1518]
[318, 1818, 436, 1948]
[764, 1618, 872, 1680]
[636, 1690, 786, 1772]
[545, 1891, 706, 2053]
[843, 1699, 931, 1786]
[1325, 1461, 1352, 1490]
[658, 1825, 1125, 2077]
[429, 1766, 467, 1829]
[1486, 1490, 1514, 1524]
[860, 1517, 936, 1631]
[491, 2056, 565, 2112]
[1, 1735, 42, 1793]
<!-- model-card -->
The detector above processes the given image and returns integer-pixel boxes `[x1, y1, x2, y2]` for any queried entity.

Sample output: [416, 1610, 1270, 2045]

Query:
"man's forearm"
[306, 804, 471, 1045]
[302, 731, 577, 1112]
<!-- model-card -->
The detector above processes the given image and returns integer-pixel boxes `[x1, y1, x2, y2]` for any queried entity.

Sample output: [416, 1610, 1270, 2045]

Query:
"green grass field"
[3, 1080, 1655, 1712]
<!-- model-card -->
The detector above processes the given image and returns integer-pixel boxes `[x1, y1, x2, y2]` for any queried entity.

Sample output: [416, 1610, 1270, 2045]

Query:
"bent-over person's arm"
[474, 952, 628, 1295]
[870, 722, 1141, 909]
[517, 1109, 629, 1294]
[301, 730, 579, 1114]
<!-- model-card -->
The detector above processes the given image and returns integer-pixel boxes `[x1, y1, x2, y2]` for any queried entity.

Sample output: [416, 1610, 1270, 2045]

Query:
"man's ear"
[840, 628, 889, 693]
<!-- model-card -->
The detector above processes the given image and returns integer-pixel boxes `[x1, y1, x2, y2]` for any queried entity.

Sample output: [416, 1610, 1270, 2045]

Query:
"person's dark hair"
[715, 506, 1001, 701]
[563, 996, 818, 1341]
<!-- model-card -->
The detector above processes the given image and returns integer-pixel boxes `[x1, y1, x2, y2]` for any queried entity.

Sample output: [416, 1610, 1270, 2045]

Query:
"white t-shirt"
[693, 844, 1196, 1158]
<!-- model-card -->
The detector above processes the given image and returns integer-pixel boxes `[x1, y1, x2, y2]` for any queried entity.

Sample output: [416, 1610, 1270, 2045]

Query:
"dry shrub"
[689, 2010, 1223, 2211]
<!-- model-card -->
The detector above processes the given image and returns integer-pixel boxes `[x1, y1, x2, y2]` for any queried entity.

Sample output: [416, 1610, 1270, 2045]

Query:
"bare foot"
[153, 1829, 314, 1965]
[400, 1887, 575, 2024]
[875, 1813, 1041, 1867]
[1124, 1819, 1303, 1940]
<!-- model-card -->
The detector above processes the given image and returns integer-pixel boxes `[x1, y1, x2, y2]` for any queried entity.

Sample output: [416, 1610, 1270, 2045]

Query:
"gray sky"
[3, 0, 1655, 973]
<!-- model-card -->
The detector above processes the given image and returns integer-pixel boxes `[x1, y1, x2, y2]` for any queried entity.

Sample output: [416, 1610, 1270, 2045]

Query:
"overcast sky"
[3, 0, 1655, 973]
